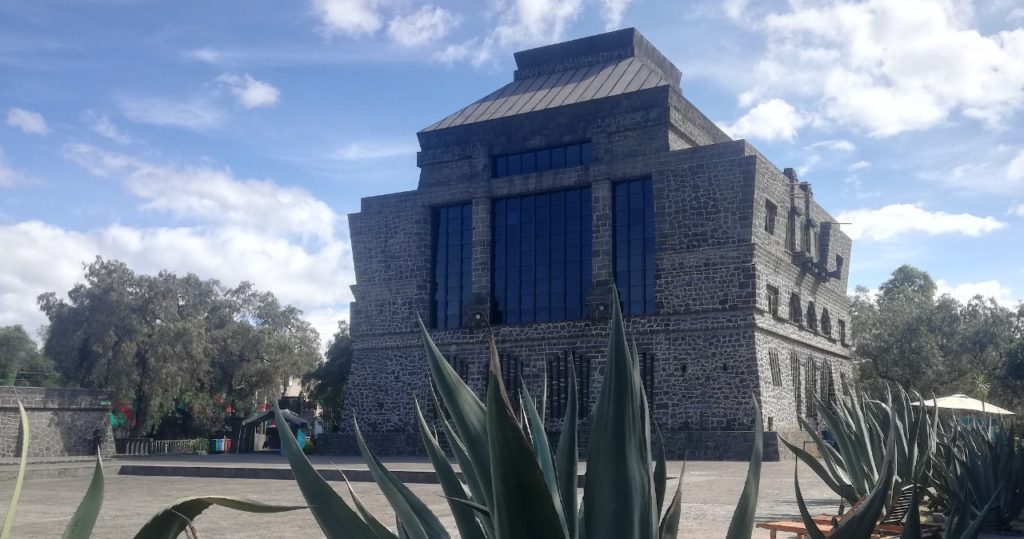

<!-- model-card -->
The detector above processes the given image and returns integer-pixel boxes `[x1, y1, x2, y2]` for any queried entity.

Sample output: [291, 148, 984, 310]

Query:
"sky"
[2, 0, 1023, 346]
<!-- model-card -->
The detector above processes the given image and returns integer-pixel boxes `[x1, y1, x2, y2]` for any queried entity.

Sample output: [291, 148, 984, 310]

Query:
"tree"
[852, 265, 1024, 414]
[302, 321, 352, 430]
[0, 325, 56, 386]
[38, 257, 321, 437]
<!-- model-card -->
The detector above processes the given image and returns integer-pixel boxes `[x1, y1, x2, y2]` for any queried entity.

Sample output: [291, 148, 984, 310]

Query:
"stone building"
[1, 387, 115, 458]
[336, 28, 853, 459]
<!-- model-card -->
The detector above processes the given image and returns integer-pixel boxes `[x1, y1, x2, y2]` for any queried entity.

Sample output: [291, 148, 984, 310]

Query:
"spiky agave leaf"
[273, 403, 379, 539]
[414, 400, 487, 539]
[0, 399, 29, 539]
[486, 340, 568, 539]
[658, 461, 685, 539]
[725, 396, 763, 539]
[418, 318, 493, 510]
[353, 417, 450, 539]
[555, 359, 579, 539]
[61, 452, 104, 539]
[521, 382, 565, 528]
[340, 472, 399, 539]
[583, 290, 657, 539]
[132, 496, 305, 539]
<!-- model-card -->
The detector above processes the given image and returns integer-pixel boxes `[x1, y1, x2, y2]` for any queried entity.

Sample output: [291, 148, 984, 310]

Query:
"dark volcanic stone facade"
[0, 387, 115, 458]
[338, 28, 854, 460]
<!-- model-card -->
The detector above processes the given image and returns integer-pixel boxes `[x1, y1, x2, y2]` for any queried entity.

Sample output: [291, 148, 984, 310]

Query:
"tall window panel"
[432, 203, 472, 329]
[613, 178, 656, 316]
[493, 187, 592, 324]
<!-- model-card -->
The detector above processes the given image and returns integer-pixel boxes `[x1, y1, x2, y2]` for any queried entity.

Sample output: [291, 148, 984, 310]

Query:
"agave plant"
[780, 385, 938, 514]
[274, 290, 766, 539]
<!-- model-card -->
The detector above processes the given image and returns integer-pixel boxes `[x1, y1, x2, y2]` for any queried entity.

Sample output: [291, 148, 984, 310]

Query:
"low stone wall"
[0, 387, 115, 458]
[318, 428, 804, 461]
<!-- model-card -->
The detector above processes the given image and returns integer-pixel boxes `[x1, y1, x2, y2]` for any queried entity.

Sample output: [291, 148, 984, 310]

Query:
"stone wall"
[0, 387, 115, 458]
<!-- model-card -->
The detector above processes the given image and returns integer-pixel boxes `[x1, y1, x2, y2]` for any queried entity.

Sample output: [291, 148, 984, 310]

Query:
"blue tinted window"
[493, 187, 591, 324]
[492, 141, 592, 178]
[521, 151, 536, 174]
[613, 178, 655, 316]
[432, 203, 473, 329]
[507, 154, 521, 175]
[565, 144, 581, 167]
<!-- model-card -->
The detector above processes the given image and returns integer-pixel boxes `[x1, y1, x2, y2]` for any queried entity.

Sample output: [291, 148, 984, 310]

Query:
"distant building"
[334, 28, 853, 459]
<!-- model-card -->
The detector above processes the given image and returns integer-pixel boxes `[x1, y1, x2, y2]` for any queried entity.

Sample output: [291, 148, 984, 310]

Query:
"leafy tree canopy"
[302, 320, 352, 430]
[853, 265, 1024, 413]
[38, 257, 321, 437]
[0, 325, 57, 386]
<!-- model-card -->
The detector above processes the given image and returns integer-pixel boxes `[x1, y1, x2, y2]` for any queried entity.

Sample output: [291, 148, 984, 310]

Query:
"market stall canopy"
[913, 394, 1015, 415]
[242, 408, 308, 426]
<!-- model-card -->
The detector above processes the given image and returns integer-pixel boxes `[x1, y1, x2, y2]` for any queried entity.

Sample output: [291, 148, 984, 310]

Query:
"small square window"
[766, 285, 780, 317]
[835, 255, 844, 277]
[764, 200, 777, 235]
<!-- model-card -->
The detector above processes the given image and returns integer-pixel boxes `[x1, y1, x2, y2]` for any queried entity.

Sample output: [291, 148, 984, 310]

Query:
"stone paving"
[0, 459, 844, 538]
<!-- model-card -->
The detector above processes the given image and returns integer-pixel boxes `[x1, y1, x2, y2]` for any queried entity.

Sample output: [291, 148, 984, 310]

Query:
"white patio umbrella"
[913, 393, 1016, 415]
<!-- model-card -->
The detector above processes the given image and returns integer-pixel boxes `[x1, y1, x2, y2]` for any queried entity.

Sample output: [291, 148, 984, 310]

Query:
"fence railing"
[151, 439, 206, 455]
[115, 438, 207, 456]
[115, 438, 153, 456]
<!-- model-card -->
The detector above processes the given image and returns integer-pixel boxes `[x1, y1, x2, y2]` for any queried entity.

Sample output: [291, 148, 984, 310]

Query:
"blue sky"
[2, 0, 1023, 344]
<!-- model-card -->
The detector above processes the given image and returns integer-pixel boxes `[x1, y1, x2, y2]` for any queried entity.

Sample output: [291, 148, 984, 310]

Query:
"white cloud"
[493, 0, 583, 47]
[388, 5, 460, 47]
[721, 98, 806, 141]
[836, 203, 1006, 241]
[65, 144, 334, 241]
[1007, 149, 1024, 182]
[186, 47, 224, 64]
[433, 38, 492, 65]
[84, 111, 131, 144]
[849, 160, 871, 171]
[723, 0, 749, 22]
[600, 0, 632, 30]
[119, 96, 224, 130]
[333, 140, 418, 161]
[1009, 200, 1024, 216]
[808, 139, 856, 152]
[732, 0, 1024, 136]
[217, 73, 280, 109]
[312, 0, 382, 36]
[936, 279, 1017, 306]
[0, 150, 24, 188]
[0, 145, 355, 343]
[6, 107, 49, 135]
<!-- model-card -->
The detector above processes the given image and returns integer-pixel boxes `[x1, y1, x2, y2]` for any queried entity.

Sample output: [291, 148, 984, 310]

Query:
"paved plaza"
[0, 457, 841, 538]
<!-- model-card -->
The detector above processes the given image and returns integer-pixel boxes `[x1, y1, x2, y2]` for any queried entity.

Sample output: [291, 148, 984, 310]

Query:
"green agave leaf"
[341, 472, 399, 539]
[418, 317, 492, 511]
[522, 382, 567, 532]
[433, 394, 492, 534]
[486, 342, 568, 539]
[725, 395, 763, 539]
[1, 399, 29, 539]
[827, 410, 897, 539]
[132, 496, 305, 539]
[62, 452, 105, 539]
[653, 424, 667, 515]
[899, 483, 921, 539]
[353, 416, 450, 539]
[583, 290, 656, 539]
[273, 403, 379, 539]
[414, 400, 487, 539]
[555, 359, 579, 539]
[794, 464, 827, 539]
[658, 462, 684, 539]
[779, 434, 849, 500]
